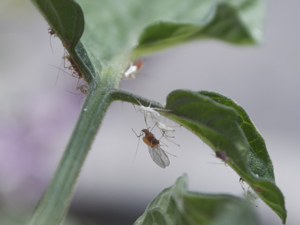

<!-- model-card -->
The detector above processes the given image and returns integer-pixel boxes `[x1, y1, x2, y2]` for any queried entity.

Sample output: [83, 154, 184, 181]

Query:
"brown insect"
[51, 51, 88, 95]
[141, 129, 160, 148]
[61, 51, 88, 94]
[215, 151, 228, 163]
[48, 28, 56, 36]
[133, 128, 170, 168]
[76, 84, 89, 95]
[62, 52, 83, 80]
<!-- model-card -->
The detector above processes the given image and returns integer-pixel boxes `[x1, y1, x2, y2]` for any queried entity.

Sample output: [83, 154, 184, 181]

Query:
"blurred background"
[0, 0, 299, 224]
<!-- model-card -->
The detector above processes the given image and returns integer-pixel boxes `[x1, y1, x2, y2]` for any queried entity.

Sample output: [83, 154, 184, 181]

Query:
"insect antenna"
[131, 128, 142, 163]
[64, 90, 81, 95]
[49, 63, 69, 85]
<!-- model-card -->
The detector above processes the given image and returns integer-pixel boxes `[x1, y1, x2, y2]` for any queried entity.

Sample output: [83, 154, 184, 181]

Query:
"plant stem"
[28, 80, 165, 225]
[29, 85, 113, 225]
[109, 89, 163, 108]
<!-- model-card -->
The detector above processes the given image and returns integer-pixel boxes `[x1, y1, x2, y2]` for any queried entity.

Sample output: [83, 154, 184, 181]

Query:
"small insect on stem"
[123, 59, 144, 79]
[70, 78, 89, 95]
[64, 82, 89, 97]
[76, 84, 89, 95]
[132, 128, 171, 168]
[62, 50, 83, 80]
[54, 50, 86, 89]
[51, 63, 89, 96]
[132, 96, 161, 128]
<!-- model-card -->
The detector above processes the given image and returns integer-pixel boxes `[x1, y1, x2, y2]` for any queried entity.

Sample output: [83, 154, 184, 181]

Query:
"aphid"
[132, 97, 161, 127]
[211, 141, 229, 164]
[62, 51, 83, 80]
[64, 82, 89, 96]
[155, 122, 180, 147]
[76, 84, 89, 95]
[123, 59, 144, 79]
[156, 121, 175, 133]
[215, 151, 228, 163]
[51, 63, 88, 95]
[133, 128, 170, 168]
[48, 28, 56, 53]
[54, 50, 86, 91]
[48, 27, 56, 36]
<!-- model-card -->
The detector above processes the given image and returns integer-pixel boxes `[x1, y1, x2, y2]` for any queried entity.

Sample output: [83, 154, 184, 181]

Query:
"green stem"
[28, 86, 163, 225]
[29, 85, 112, 225]
[109, 89, 163, 108]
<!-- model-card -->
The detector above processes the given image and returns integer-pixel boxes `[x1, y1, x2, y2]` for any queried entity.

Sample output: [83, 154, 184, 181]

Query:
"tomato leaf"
[162, 90, 287, 224]
[135, 175, 260, 225]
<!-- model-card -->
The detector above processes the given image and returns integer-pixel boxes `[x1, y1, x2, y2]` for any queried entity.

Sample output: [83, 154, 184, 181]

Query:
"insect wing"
[147, 145, 170, 168]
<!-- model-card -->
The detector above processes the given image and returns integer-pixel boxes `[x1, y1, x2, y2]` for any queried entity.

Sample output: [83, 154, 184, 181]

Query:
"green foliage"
[199, 91, 275, 181]
[163, 90, 286, 223]
[135, 175, 260, 225]
[28, 0, 287, 225]
[31, 0, 84, 50]
[32, 0, 266, 87]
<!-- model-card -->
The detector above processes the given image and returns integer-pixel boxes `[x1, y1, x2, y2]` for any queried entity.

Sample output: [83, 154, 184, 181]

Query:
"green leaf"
[135, 2, 264, 56]
[31, 0, 84, 50]
[199, 91, 275, 181]
[162, 90, 286, 224]
[32, 0, 266, 97]
[77, 0, 265, 62]
[135, 174, 260, 225]
[31, 0, 97, 85]
[76, 0, 265, 89]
